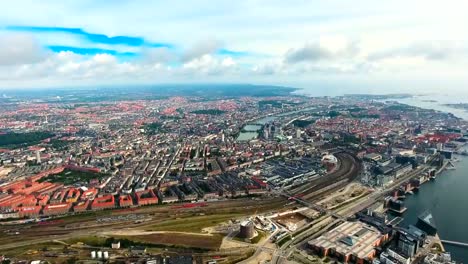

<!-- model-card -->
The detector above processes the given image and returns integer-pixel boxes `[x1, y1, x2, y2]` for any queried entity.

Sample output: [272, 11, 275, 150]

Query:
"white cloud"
[0, 33, 47, 65]
[181, 40, 221, 62]
[182, 54, 237, 76]
[1, 0, 468, 89]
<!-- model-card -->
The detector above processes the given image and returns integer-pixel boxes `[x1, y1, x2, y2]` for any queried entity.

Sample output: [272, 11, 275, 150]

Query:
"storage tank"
[239, 220, 255, 239]
[97, 251, 103, 259]
[91, 251, 96, 259]
[103, 251, 109, 259]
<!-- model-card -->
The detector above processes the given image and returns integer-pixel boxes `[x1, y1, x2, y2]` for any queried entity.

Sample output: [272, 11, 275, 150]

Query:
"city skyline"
[1, 0, 468, 92]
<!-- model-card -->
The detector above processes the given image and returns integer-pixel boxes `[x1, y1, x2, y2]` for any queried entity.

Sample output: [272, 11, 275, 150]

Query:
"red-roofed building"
[81, 188, 98, 200]
[18, 195, 37, 207]
[19, 182, 60, 196]
[135, 189, 159, 206]
[65, 188, 81, 203]
[119, 194, 134, 207]
[43, 203, 72, 215]
[0, 180, 28, 194]
[18, 205, 42, 217]
[50, 190, 67, 204]
[65, 164, 100, 173]
[0, 194, 22, 209]
[0, 194, 38, 208]
[91, 194, 115, 210]
[37, 194, 50, 206]
[73, 200, 90, 213]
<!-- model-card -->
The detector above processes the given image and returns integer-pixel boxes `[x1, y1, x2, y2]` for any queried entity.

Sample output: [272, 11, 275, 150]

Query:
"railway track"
[290, 152, 361, 202]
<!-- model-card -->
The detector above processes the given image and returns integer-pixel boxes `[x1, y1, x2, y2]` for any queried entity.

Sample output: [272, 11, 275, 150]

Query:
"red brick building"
[18, 205, 42, 218]
[135, 189, 159, 206]
[43, 203, 72, 215]
[119, 194, 134, 207]
[81, 188, 98, 200]
[65, 188, 81, 203]
[37, 194, 50, 206]
[91, 194, 115, 210]
[73, 200, 90, 213]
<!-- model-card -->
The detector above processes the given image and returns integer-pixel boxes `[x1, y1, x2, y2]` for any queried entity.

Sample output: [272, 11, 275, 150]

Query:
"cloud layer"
[1, 0, 468, 89]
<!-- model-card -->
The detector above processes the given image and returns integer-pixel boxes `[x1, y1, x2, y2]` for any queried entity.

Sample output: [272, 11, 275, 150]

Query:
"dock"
[440, 239, 468, 248]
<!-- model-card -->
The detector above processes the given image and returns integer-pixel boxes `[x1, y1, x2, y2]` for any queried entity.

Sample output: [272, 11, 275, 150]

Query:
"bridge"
[440, 240, 468, 247]
[277, 191, 345, 220]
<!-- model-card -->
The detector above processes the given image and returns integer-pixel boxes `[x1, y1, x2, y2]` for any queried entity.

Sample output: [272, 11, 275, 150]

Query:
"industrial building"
[308, 221, 388, 264]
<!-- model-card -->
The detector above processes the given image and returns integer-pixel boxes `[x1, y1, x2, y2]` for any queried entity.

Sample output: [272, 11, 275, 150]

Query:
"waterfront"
[297, 87, 468, 261]
[398, 94, 468, 121]
[379, 95, 468, 262]
[401, 153, 468, 262]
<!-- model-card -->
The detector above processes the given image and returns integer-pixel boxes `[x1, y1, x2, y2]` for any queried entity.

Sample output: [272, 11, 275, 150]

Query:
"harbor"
[400, 151, 468, 262]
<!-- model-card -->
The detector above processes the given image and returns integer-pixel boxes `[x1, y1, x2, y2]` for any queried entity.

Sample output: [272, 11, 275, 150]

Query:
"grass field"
[126, 233, 224, 250]
[65, 233, 223, 251]
[145, 213, 242, 233]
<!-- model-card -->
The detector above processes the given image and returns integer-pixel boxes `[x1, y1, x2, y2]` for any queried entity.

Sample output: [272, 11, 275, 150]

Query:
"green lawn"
[38, 169, 108, 185]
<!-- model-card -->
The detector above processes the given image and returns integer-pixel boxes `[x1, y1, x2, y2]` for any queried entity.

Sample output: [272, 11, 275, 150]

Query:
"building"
[73, 200, 90, 213]
[308, 221, 388, 264]
[416, 211, 437, 236]
[130, 246, 147, 255]
[396, 226, 426, 258]
[239, 220, 255, 239]
[135, 189, 158, 206]
[43, 203, 72, 215]
[91, 194, 115, 210]
[111, 241, 121, 249]
[424, 253, 456, 264]
[18, 205, 42, 217]
[65, 188, 81, 203]
[379, 248, 411, 264]
[81, 188, 98, 200]
[119, 194, 134, 207]
[364, 153, 382, 162]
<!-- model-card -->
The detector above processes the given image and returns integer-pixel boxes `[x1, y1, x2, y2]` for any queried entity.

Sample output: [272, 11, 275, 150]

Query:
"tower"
[296, 129, 301, 138]
[36, 150, 41, 164]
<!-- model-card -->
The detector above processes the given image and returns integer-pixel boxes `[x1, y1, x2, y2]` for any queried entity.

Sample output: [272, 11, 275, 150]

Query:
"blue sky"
[0, 0, 468, 92]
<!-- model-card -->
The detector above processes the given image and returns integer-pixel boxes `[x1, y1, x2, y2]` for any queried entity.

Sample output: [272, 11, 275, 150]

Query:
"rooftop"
[308, 221, 384, 260]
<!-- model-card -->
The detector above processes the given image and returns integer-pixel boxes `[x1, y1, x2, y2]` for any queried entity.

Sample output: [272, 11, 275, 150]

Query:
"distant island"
[421, 99, 438, 103]
[344, 93, 413, 100]
[443, 103, 468, 111]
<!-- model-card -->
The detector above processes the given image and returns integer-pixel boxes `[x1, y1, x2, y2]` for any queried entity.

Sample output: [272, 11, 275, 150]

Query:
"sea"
[297, 87, 468, 262]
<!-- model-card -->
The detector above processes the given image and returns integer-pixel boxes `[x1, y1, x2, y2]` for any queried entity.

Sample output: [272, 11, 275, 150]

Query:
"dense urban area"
[0, 86, 466, 264]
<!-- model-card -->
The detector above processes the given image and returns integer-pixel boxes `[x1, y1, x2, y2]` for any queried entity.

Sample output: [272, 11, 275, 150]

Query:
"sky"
[1, 0, 468, 92]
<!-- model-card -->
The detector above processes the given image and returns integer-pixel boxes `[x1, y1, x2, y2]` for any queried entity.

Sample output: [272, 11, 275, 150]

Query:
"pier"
[440, 240, 468, 248]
